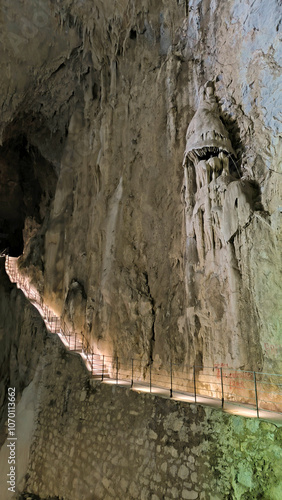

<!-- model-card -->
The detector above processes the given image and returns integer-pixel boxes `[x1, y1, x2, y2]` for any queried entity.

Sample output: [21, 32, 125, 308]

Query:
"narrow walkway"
[4, 256, 282, 426]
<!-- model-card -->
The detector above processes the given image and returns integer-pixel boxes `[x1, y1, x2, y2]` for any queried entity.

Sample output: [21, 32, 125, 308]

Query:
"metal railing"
[96, 356, 282, 416]
[4, 255, 106, 377]
[4, 255, 282, 418]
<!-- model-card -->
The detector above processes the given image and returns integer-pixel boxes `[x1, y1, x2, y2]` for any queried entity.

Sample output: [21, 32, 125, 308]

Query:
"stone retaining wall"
[21, 337, 282, 500]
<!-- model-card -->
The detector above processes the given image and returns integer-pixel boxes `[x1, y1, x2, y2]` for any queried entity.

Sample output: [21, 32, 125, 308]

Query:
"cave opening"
[0, 134, 57, 257]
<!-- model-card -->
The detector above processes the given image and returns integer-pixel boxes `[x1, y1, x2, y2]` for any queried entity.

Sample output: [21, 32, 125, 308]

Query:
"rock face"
[0, 1, 281, 376]
[15, 355, 282, 500]
[0, 260, 47, 432]
[183, 81, 265, 373]
[0, 259, 48, 495]
[1, 275, 282, 500]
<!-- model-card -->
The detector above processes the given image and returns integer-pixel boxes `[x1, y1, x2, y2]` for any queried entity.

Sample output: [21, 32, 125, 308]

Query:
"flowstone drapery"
[183, 81, 262, 371]
[183, 81, 236, 165]
[183, 81, 256, 260]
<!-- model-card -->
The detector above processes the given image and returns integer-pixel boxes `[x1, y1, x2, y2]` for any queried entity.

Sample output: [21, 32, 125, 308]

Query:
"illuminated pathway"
[4, 256, 282, 426]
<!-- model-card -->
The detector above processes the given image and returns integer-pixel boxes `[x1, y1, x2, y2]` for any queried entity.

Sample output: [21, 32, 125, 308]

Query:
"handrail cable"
[4, 255, 282, 422]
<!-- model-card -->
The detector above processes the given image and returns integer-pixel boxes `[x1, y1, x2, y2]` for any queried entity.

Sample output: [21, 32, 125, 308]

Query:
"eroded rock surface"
[0, 259, 48, 495]
[0, 0, 281, 375]
[0, 298, 280, 500]
[0, 271, 281, 500]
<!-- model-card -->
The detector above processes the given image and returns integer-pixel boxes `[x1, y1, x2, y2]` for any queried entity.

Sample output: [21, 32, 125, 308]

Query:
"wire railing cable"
[4, 256, 282, 420]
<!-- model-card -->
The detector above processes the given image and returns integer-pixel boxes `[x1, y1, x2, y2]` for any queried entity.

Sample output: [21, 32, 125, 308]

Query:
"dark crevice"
[0, 135, 57, 256]
[143, 271, 156, 363]
[129, 29, 137, 40]
[51, 61, 66, 76]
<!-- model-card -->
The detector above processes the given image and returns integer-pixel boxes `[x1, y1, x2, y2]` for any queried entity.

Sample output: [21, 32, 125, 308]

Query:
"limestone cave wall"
[0, 0, 281, 375]
[0, 271, 282, 500]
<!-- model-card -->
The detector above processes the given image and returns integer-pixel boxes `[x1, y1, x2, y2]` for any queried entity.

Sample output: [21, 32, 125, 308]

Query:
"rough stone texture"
[2, 0, 280, 375]
[0, 260, 47, 434]
[0, 0, 281, 453]
[0, 259, 48, 494]
[5, 314, 282, 500]
[0, 1, 282, 500]
[0, 275, 282, 500]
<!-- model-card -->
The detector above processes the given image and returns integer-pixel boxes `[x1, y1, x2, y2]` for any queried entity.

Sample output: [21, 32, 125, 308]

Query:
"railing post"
[149, 362, 152, 393]
[254, 371, 259, 419]
[116, 356, 118, 385]
[170, 359, 173, 398]
[193, 365, 197, 403]
[91, 352, 94, 376]
[131, 358, 134, 388]
[102, 355, 104, 381]
[220, 367, 224, 408]
[75, 331, 77, 350]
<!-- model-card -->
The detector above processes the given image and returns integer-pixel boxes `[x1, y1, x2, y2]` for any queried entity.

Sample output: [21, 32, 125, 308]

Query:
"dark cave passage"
[0, 135, 57, 257]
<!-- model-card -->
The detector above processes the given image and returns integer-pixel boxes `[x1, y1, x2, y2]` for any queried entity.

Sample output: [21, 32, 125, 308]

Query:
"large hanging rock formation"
[183, 80, 266, 373]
